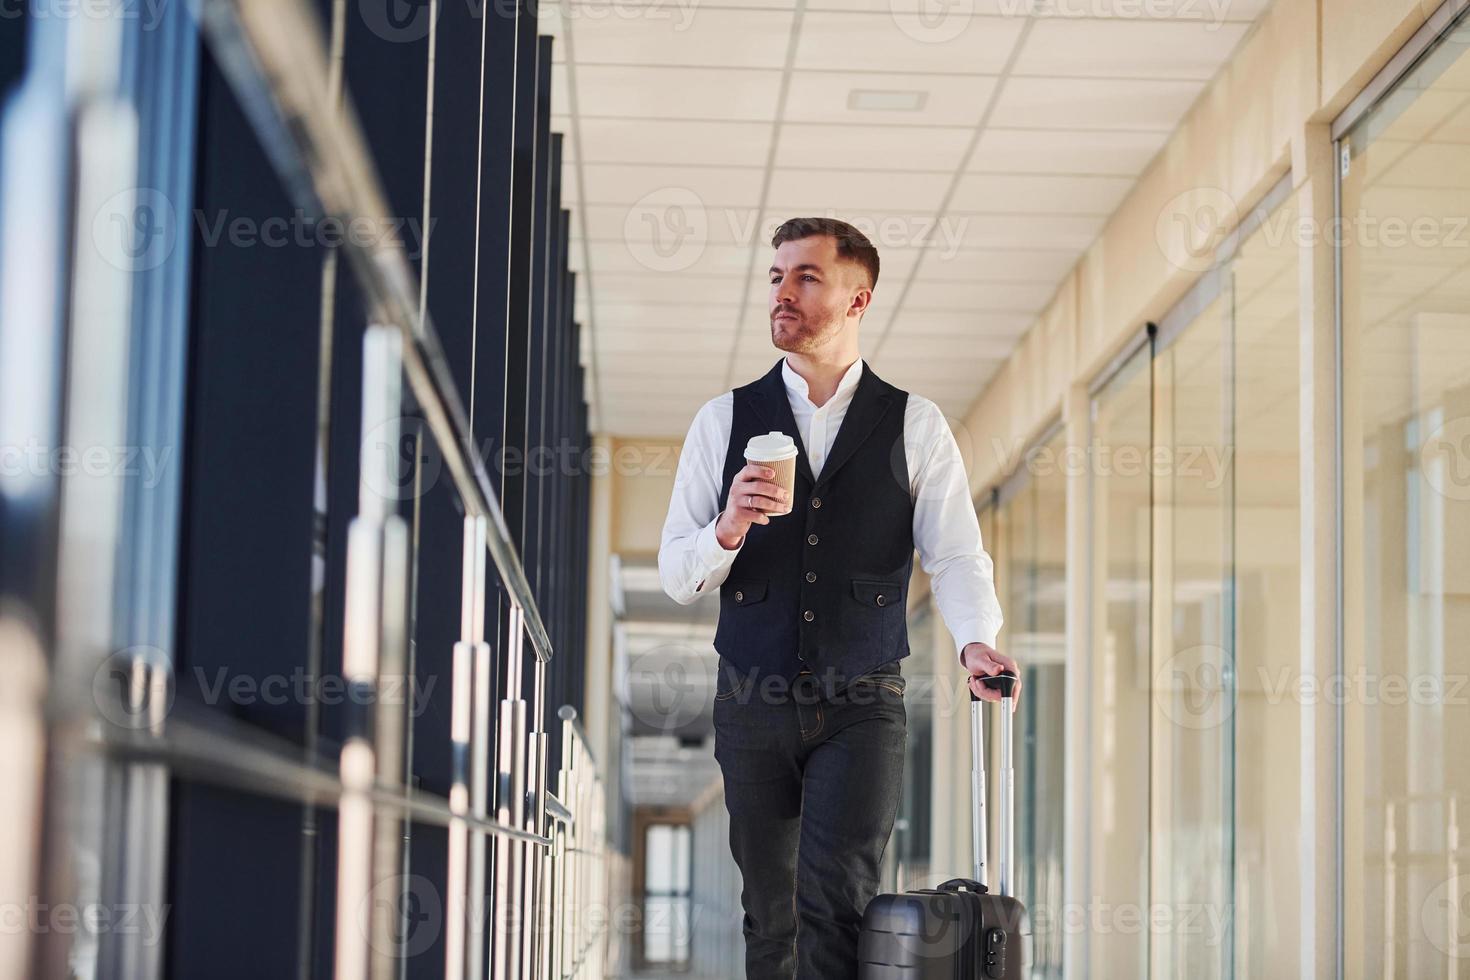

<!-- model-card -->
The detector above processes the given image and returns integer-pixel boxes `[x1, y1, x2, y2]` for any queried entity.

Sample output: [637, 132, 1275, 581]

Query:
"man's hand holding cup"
[716, 431, 801, 550]
[715, 463, 792, 548]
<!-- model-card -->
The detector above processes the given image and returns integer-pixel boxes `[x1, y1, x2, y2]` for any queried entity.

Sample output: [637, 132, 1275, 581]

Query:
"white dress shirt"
[658, 355, 1004, 664]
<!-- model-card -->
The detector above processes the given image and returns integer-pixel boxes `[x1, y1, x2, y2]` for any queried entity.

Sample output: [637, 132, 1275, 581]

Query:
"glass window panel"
[996, 426, 1068, 979]
[1341, 12, 1470, 976]
[1232, 193, 1303, 978]
[1151, 293, 1235, 979]
[1088, 344, 1153, 977]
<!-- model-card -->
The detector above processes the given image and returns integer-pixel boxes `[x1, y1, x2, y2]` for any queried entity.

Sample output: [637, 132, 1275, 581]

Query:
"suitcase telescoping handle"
[969, 670, 1018, 896]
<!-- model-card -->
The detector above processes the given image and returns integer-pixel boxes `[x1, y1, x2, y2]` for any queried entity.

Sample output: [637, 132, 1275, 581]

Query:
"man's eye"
[803, 275, 816, 281]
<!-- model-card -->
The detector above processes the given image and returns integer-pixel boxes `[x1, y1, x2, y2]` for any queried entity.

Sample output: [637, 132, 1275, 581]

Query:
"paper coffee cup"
[745, 430, 798, 515]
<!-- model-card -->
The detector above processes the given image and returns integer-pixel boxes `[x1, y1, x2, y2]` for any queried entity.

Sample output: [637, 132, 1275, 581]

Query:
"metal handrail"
[64, 700, 554, 848]
[188, 0, 552, 664]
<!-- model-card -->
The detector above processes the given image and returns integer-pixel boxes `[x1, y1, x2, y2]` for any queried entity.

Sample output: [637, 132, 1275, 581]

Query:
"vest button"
[876, 594, 886, 606]
[735, 591, 743, 602]
[805, 571, 816, 583]
[811, 496, 822, 508]
[807, 533, 818, 545]
[803, 610, 814, 621]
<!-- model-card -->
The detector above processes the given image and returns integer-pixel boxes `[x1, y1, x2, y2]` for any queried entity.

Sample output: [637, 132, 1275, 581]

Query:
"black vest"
[713, 357, 915, 699]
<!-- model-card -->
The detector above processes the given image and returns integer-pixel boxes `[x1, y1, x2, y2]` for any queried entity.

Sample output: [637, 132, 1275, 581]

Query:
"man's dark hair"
[771, 216, 880, 291]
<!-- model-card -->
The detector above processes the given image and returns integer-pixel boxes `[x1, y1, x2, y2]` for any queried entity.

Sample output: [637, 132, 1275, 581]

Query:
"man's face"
[768, 235, 868, 353]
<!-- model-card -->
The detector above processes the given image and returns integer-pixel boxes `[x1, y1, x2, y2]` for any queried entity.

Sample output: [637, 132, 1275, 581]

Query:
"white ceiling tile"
[568, 65, 784, 120]
[794, 12, 1024, 74]
[775, 124, 972, 172]
[592, 273, 747, 305]
[537, 2, 563, 39]
[598, 369, 728, 394]
[871, 247, 924, 284]
[580, 241, 762, 276]
[580, 163, 764, 207]
[808, 0, 1265, 18]
[971, 128, 1168, 175]
[784, 71, 999, 127]
[552, 72, 571, 118]
[556, 8, 795, 68]
[876, 348, 1007, 377]
[598, 351, 734, 374]
[885, 310, 1035, 336]
[766, 168, 948, 214]
[915, 247, 1080, 282]
[562, 118, 772, 166]
[949, 173, 1136, 215]
[876, 332, 1017, 359]
[946, 212, 1106, 250]
[1013, 18, 1251, 80]
[559, 1, 1275, 450]
[595, 327, 735, 353]
[990, 76, 1202, 132]
[581, 204, 957, 253]
[591, 302, 742, 327]
[902, 280, 1056, 312]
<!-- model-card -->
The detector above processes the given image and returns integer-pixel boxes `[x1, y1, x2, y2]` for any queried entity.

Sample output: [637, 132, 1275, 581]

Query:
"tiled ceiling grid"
[539, 0, 1273, 437]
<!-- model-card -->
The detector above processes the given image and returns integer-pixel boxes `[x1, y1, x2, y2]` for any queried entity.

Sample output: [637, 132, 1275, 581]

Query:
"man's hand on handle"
[961, 642, 1022, 709]
[714, 463, 792, 549]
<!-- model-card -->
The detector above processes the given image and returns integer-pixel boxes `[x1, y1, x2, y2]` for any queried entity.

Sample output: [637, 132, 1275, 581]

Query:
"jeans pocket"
[848, 672, 906, 702]
[714, 659, 749, 701]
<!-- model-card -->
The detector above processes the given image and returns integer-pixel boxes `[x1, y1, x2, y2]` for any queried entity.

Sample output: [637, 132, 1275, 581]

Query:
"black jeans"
[711, 655, 907, 980]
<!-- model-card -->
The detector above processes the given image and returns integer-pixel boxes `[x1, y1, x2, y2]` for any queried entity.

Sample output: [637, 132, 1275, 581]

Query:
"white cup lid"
[745, 430, 798, 461]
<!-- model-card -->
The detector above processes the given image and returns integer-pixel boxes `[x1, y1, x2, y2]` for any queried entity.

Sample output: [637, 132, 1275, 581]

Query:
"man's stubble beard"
[771, 310, 841, 354]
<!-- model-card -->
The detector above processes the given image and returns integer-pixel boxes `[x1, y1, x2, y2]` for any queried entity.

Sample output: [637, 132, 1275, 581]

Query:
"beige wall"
[958, 0, 1437, 496]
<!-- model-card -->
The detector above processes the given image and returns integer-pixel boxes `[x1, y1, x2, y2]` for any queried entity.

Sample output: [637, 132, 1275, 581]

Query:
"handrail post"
[334, 323, 404, 980]
[468, 515, 492, 980]
[447, 513, 488, 980]
[493, 605, 527, 980]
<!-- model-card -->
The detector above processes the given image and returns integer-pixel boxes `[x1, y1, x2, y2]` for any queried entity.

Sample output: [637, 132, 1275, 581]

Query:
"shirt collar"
[781, 355, 863, 407]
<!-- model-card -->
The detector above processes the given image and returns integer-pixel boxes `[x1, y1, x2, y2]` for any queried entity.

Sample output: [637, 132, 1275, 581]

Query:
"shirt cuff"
[954, 621, 1001, 665]
[696, 511, 743, 572]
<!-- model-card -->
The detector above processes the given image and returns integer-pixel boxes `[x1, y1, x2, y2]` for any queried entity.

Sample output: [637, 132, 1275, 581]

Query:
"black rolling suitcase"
[858, 671, 1031, 978]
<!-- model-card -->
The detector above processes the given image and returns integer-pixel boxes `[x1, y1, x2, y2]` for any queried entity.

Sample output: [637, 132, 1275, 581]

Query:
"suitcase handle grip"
[967, 668, 1018, 702]
[936, 877, 988, 895]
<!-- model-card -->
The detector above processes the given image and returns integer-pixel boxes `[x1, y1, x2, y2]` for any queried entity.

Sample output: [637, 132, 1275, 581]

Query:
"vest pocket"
[849, 577, 903, 649]
[850, 578, 900, 608]
[724, 578, 768, 606]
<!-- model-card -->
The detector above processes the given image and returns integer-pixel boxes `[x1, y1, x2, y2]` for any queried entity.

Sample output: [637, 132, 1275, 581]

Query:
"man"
[657, 216, 1020, 979]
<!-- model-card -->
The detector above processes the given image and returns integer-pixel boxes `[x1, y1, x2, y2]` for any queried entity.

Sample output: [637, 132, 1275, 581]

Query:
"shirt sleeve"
[659, 398, 744, 605]
[907, 399, 1004, 664]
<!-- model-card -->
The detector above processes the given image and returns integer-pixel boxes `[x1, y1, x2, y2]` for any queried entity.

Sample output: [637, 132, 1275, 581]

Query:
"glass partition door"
[995, 426, 1068, 979]
[1087, 345, 1153, 978]
[1340, 11, 1470, 975]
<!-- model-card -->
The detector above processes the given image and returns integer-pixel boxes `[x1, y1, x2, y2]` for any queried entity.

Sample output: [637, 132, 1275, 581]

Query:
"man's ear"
[848, 285, 872, 319]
